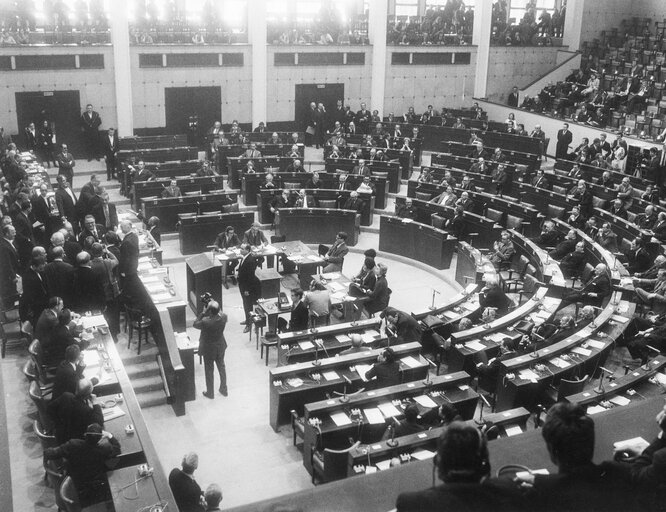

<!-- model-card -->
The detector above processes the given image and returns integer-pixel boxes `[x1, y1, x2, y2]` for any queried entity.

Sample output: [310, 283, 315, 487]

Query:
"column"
[562, 0, 584, 51]
[472, 0, 493, 99]
[249, 0, 267, 126]
[369, 0, 388, 115]
[108, 0, 133, 135]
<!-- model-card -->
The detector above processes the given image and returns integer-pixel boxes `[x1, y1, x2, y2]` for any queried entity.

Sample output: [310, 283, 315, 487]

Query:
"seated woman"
[364, 263, 391, 316]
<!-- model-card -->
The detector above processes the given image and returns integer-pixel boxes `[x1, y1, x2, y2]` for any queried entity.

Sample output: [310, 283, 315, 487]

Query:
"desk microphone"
[475, 394, 492, 426]
[340, 375, 352, 403]
[594, 366, 613, 394]
[386, 424, 399, 448]
[429, 288, 441, 310]
[422, 357, 436, 387]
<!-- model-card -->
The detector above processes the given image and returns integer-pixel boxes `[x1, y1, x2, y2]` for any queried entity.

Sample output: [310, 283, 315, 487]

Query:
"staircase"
[117, 341, 168, 409]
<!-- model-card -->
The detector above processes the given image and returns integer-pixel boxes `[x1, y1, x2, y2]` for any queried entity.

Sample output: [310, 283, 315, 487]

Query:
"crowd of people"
[491, 0, 565, 47]
[387, 2, 474, 46]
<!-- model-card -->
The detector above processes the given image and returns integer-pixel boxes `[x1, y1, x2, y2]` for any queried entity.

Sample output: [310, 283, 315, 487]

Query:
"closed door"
[15, 90, 81, 152]
[165, 86, 221, 136]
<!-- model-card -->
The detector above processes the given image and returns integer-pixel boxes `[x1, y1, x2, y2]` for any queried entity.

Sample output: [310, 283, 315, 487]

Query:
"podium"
[257, 268, 281, 299]
[186, 253, 222, 313]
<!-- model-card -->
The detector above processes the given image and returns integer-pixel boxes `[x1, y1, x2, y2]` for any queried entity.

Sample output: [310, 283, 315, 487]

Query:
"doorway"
[15, 90, 81, 153]
[165, 86, 222, 136]
[294, 83, 344, 133]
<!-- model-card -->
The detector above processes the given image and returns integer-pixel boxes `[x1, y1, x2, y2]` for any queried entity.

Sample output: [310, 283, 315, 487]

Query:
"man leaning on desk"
[214, 226, 241, 279]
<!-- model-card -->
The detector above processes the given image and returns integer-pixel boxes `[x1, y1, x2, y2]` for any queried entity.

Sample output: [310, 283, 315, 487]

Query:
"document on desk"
[413, 395, 438, 408]
[611, 315, 629, 324]
[140, 275, 159, 283]
[298, 341, 314, 350]
[572, 346, 592, 356]
[329, 282, 346, 292]
[534, 309, 551, 321]
[82, 315, 107, 329]
[549, 357, 571, 369]
[355, 364, 372, 381]
[322, 371, 339, 381]
[145, 283, 166, 294]
[102, 406, 126, 422]
[505, 426, 523, 437]
[138, 256, 151, 264]
[375, 459, 392, 471]
[587, 405, 607, 415]
[400, 356, 420, 369]
[361, 332, 378, 344]
[614, 437, 649, 453]
[82, 350, 100, 367]
[610, 395, 631, 407]
[586, 339, 605, 350]
[519, 369, 540, 381]
[330, 412, 352, 426]
[411, 449, 436, 461]
[464, 340, 486, 351]
[441, 310, 459, 320]
[461, 301, 478, 312]
[364, 408, 386, 425]
[263, 245, 277, 253]
[286, 378, 303, 388]
[486, 332, 506, 343]
[335, 334, 351, 343]
[138, 262, 153, 272]
[321, 272, 341, 280]
[378, 402, 401, 418]
[217, 254, 229, 261]
[307, 255, 321, 262]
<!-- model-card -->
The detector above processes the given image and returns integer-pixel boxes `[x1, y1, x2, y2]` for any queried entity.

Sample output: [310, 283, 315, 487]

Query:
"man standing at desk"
[195, 299, 228, 399]
[237, 243, 261, 333]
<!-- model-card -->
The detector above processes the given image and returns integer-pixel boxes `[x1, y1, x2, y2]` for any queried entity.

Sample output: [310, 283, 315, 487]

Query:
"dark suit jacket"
[52, 360, 84, 400]
[119, 232, 139, 277]
[194, 313, 228, 358]
[365, 360, 400, 387]
[556, 129, 573, 158]
[101, 133, 118, 159]
[92, 202, 118, 230]
[397, 480, 522, 512]
[560, 251, 587, 278]
[78, 224, 106, 245]
[19, 267, 48, 324]
[479, 287, 511, 314]
[289, 301, 309, 331]
[80, 110, 102, 132]
[366, 276, 390, 314]
[168, 468, 204, 512]
[14, 211, 34, 243]
[242, 229, 268, 247]
[214, 233, 241, 249]
[237, 254, 261, 297]
[0, 237, 20, 298]
[73, 267, 106, 311]
[627, 247, 652, 274]
[55, 187, 77, 221]
[46, 392, 104, 445]
[31, 195, 51, 226]
[533, 230, 560, 248]
[44, 260, 75, 305]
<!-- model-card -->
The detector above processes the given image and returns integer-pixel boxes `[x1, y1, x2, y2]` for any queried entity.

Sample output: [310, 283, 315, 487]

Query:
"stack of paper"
[400, 356, 420, 369]
[411, 450, 436, 460]
[549, 357, 570, 369]
[375, 460, 393, 471]
[572, 347, 592, 356]
[355, 364, 372, 380]
[587, 405, 607, 415]
[363, 408, 386, 425]
[286, 378, 303, 388]
[587, 340, 605, 349]
[461, 301, 477, 312]
[102, 406, 126, 421]
[441, 311, 459, 320]
[335, 334, 351, 343]
[611, 315, 629, 324]
[519, 369, 539, 381]
[322, 371, 339, 381]
[486, 332, 506, 343]
[321, 272, 341, 280]
[610, 395, 631, 406]
[377, 402, 401, 417]
[82, 351, 100, 367]
[298, 341, 314, 350]
[505, 426, 523, 437]
[361, 332, 377, 344]
[141, 275, 159, 283]
[330, 412, 352, 426]
[413, 395, 438, 408]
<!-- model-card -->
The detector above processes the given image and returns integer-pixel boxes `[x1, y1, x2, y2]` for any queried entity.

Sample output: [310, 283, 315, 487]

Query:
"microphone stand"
[429, 289, 441, 310]
[312, 334, 321, 367]
[340, 376, 352, 403]
[423, 357, 436, 387]
[386, 424, 399, 448]
[594, 367, 613, 394]
[474, 394, 492, 426]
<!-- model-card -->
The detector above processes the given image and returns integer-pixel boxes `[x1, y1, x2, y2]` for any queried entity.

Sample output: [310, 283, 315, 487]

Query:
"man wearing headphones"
[396, 422, 518, 511]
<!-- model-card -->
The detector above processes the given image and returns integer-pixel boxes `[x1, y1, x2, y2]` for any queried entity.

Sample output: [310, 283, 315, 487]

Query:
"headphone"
[433, 424, 490, 485]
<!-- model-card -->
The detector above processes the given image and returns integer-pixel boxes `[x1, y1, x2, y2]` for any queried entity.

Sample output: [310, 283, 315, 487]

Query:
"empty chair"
[415, 191, 432, 201]
[311, 441, 361, 485]
[545, 375, 589, 404]
[29, 380, 54, 435]
[124, 305, 152, 355]
[1, 295, 30, 358]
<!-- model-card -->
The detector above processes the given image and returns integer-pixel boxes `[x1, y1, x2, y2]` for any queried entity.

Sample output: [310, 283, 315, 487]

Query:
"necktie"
[104, 205, 110, 227]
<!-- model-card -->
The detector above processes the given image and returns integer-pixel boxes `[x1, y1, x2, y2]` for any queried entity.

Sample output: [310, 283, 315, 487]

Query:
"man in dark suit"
[19, 253, 49, 326]
[320, 231, 349, 273]
[334, 173, 352, 193]
[242, 223, 268, 248]
[169, 453, 204, 512]
[43, 423, 120, 508]
[55, 175, 78, 227]
[356, 102, 370, 134]
[44, 246, 75, 306]
[80, 104, 102, 161]
[556, 123, 573, 160]
[92, 192, 118, 232]
[0, 224, 20, 307]
[343, 191, 364, 213]
[531, 169, 550, 189]
[31, 184, 52, 243]
[533, 221, 561, 248]
[13, 200, 34, 245]
[52, 344, 86, 400]
[194, 300, 228, 399]
[72, 251, 106, 313]
[517, 403, 636, 512]
[561, 263, 612, 308]
[118, 220, 140, 298]
[24, 122, 38, 153]
[78, 215, 106, 245]
[237, 244, 261, 333]
[560, 241, 587, 279]
[507, 86, 519, 107]
[626, 237, 652, 275]
[56, 143, 76, 187]
[101, 127, 119, 180]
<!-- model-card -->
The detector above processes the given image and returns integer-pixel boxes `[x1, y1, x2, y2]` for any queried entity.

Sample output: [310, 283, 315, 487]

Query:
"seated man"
[339, 334, 371, 355]
[566, 205, 585, 230]
[517, 403, 636, 512]
[476, 338, 518, 393]
[561, 263, 612, 307]
[161, 178, 182, 198]
[634, 268, 666, 315]
[169, 452, 204, 512]
[635, 205, 658, 231]
[624, 318, 666, 363]
[479, 276, 511, 315]
[396, 422, 521, 512]
[319, 231, 349, 273]
[396, 197, 417, 220]
[364, 347, 400, 388]
[560, 241, 587, 279]
[489, 230, 515, 269]
[635, 254, 666, 280]
[625, 237, 651, 275]
[365, 263, 391, 316]
[382, 403, 424, 440]
[303, 280, 332, 326]
[595, 223, 618, 253]
[243, 222, 268, 248]
[533, 220, 561, 248]
[44, 423, 121, 508]
[608, 198, 628, 220]
[653, 212, 666, 242]
[47, 378, 104, 445]
[277, 288, 309, 333]
[52, 344, 89, 400]
[214, 226, 241, 277]
[351, 257, 376, 293]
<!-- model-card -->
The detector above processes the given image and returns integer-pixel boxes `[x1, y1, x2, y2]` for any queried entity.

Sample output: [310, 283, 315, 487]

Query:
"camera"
[200, 292, 213, 307]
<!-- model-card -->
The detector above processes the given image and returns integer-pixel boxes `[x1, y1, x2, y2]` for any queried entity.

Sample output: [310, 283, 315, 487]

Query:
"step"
[128, 373, 164, 395]
[136, 388, 167, 409]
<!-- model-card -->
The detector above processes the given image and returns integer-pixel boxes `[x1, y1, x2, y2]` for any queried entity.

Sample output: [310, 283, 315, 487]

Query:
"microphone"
[598, 366, 614, 375]
[475, 394, 492, 425]
[423, 357, 436, 386]
[594, 367, 613, 394]
[386, 424, 399, 448]
[340, 375, 352, 403]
